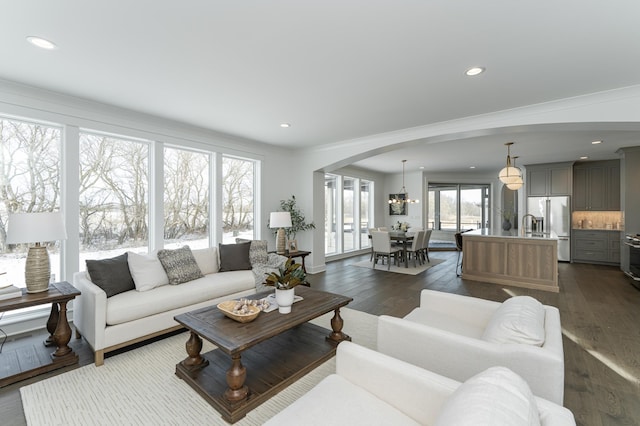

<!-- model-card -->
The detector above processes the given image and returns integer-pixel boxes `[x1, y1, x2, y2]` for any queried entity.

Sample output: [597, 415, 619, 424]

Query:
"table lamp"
[270, 212, 292, 254]
[6, 212, 68, 293]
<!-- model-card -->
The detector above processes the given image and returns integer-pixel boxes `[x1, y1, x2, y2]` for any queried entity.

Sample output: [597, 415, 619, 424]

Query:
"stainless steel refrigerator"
[527, 196, 571, 261]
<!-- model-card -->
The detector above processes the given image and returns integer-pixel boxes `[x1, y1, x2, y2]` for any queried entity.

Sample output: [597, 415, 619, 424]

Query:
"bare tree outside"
[79, 133, 149, 251]
[222, 156, 254, 242]
[164, 147, 209, 246]
[0, 117, 61, 286]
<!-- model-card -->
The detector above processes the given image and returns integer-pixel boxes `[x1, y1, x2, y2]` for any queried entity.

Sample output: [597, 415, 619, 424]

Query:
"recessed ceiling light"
[26, 36, 57, 50]
[465, 67, 485, 76]
[280, 123, 291, 128]
[580, 156, 589, 160]
[469, 166, 476, 169]
[419, 166, 425, 170]
[591, 140, 602, 145]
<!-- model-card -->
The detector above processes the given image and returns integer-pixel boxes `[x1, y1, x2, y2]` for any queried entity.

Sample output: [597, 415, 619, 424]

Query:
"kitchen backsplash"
[572, 211, 623, 230]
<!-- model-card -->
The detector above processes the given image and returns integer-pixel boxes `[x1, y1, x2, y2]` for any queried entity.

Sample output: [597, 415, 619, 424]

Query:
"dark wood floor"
[1, 251, 639, 426]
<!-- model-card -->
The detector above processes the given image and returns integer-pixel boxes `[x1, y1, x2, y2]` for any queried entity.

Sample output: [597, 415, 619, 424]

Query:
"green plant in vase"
[264, 258, 307, 290]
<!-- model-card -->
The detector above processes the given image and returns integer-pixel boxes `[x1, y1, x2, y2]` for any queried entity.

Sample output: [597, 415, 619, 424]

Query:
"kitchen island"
[461, 228, 559, 292]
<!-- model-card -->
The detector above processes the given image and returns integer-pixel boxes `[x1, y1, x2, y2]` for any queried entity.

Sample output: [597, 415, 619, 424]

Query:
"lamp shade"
[498, 166, 521, 184]
[269, 212, 292, 229]
[506, 176, 524, 190]
[6, 212, 68, 244]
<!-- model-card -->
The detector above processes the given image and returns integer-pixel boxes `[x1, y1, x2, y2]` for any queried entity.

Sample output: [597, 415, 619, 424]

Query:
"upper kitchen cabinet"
[526, 162, 573, 197]
[573, 160, 620, 211]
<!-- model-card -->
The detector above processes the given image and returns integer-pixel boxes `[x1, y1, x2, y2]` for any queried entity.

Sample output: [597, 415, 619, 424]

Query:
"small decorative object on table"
[288, 239, 298, 253]
[264, 258, 307, 314]
[392, 221, 410, 231]
[217, 298, 271, 323]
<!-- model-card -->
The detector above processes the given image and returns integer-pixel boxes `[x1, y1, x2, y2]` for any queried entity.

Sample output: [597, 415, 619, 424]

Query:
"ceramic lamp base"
[25, 244, 51, 293]
[276, 228, 286, 254]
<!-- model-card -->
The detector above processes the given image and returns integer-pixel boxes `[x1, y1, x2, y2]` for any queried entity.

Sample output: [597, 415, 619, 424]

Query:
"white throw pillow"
[481, 296, 546, 346]
[191, 247, 219, 275]
[127, 251, 169, 292]
[435, 367, 541, 426]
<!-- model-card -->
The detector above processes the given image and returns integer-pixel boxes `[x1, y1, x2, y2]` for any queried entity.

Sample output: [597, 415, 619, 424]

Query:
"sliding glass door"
[428, 183, 489, 245]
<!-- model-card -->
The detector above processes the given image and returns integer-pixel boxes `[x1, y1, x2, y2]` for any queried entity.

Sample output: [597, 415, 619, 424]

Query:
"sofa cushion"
[157, 246, 204, 285]
[127, 251, 169, 292]
[235, 238, 269, 265]
[434, 367, 541, 426]
[482, 296, 546, 346]
[191, 247, 219, 275]
[264, 374, 420, 426]
[105, 270, 255, 325]
[219, 242, 252, 271]
[86, 253, 135, 298]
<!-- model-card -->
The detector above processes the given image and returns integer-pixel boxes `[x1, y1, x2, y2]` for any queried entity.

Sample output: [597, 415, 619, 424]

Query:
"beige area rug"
[351, 257, 445, 275]
[20, 308, 377, 426]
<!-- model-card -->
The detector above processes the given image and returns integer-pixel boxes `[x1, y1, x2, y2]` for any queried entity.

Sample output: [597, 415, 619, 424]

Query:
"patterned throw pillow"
[156, 246, 204, 285]
[235, 238, 269, 265]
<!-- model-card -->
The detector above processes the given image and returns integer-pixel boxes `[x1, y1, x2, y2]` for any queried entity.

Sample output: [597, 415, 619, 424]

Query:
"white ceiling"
[2, 1, 640, 174]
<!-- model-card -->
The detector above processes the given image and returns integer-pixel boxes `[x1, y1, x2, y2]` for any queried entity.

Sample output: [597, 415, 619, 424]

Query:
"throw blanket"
[252, 253, 289, 292]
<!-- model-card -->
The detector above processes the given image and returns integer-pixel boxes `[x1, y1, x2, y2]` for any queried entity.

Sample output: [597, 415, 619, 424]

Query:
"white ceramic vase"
[275, 288, 295, 314]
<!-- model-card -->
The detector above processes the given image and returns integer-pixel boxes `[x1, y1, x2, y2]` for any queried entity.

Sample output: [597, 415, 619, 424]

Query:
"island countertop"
[464, 228, 558, 240]
[461, 228, 559, 292]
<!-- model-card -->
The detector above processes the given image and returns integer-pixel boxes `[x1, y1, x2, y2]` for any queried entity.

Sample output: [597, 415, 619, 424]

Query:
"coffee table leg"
[181, 331, 209, 371]
[224, 353, 249, 402]
[327, 308, 352, 344]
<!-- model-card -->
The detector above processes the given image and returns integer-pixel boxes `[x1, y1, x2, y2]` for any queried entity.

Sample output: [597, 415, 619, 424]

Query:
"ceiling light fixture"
[498, 142, 521, 185]
[280, 123, 291, 128]
[506, 156, 524, 190]
[26, 36, 57, 50]
[469, 166, 476, 169]
[465, 67, 485, 76]
[580, 156, 589, 160]
[389, 160, 419, 205]
[591, 140, 602, 145]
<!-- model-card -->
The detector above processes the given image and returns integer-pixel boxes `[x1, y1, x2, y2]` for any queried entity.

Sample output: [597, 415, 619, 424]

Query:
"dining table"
[371, 231, 414, 268]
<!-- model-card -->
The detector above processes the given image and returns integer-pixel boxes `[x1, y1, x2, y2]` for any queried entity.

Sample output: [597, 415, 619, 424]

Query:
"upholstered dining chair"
[368, 228, 378, 261]
[371, 231, 401, 270]
[454, 232, 463, 276]
[378, 226, 388, 231]
[420, 229, 432, 263]
[405, 230, 425, 267]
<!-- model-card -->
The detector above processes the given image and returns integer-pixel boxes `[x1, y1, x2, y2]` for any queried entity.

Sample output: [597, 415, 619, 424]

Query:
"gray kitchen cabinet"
[525, 162, 572, 197]
[573, 160, 620, 211]
[572, 230, 621, 265]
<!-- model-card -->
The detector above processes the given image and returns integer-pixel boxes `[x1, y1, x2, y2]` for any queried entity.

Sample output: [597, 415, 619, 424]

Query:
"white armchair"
[377, 289, 565, 405]
[265, 341, 575, 425]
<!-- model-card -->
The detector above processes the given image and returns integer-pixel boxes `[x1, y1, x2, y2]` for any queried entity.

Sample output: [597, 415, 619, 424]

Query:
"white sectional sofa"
[265, 341, 576, 425]
[74, 244, 270, 365]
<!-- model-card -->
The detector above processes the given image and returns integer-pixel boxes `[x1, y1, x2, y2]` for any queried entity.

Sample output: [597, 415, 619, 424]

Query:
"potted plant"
[264, 259, 307, 313]
[272, 195, 316, 241]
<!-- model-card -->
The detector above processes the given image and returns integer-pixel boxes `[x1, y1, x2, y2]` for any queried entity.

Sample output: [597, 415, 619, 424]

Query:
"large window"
[325, 173, 374, 255]
[428, 183, 489, 245]
[79, 132, 149, 263]
[324, 174, 338, 254]
[0, 118, 61, 288]
[164, 147, 209, 249]
[221, 156, 255, 243]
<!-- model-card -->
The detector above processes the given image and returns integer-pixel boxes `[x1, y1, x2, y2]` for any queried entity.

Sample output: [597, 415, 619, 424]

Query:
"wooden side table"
[0, 281, 81, 387]
[270, 250, 311, 273]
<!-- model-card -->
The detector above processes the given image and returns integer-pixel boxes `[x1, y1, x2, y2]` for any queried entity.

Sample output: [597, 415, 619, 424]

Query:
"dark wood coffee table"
[174, 286, 353, 423]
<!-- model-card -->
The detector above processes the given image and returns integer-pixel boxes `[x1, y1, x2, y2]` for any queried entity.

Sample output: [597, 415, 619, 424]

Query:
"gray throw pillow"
[235, 238, 269, 265]
[219, 242, 252, 271]
[86, 253, 135, 298]
[157, 246, 204, 285]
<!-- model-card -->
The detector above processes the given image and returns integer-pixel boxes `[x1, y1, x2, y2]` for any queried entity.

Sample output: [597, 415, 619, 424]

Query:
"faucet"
[521, 214, 537, 235]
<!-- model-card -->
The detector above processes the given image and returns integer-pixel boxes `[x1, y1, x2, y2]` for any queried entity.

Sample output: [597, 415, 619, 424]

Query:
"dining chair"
[455, 232, 463, 276]
[405, 230, 425, 267]
[371, 231, 401, 270]
[368, 228, 378, 261]
[378, 226, 388, 231]
[420, 229, 432, 263]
